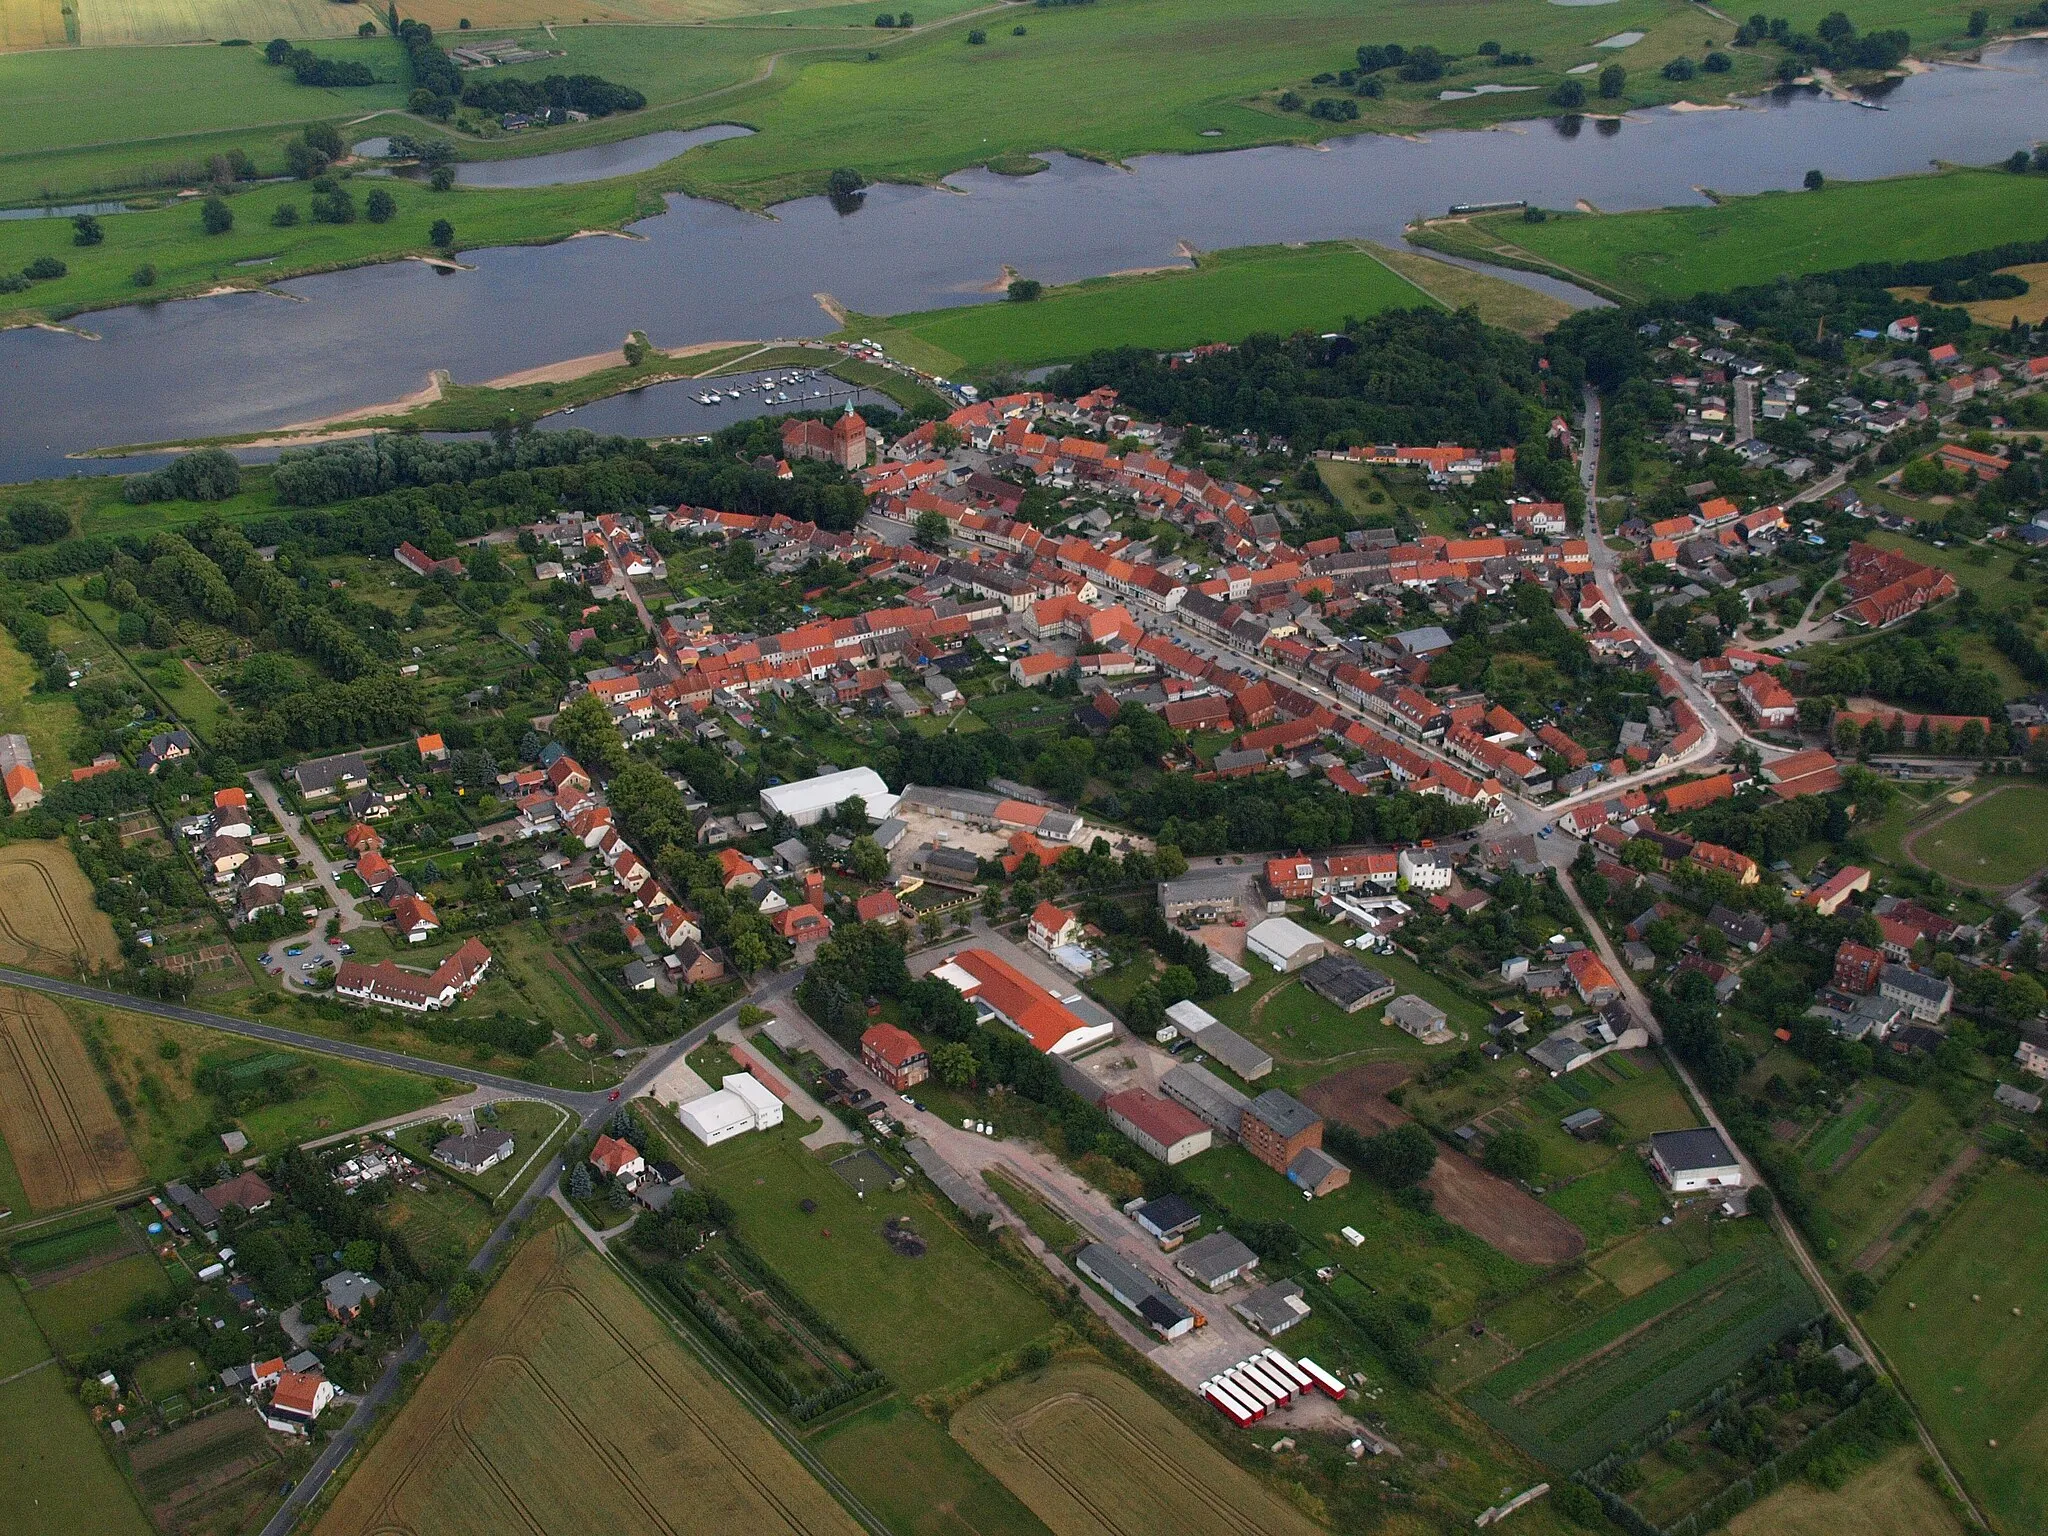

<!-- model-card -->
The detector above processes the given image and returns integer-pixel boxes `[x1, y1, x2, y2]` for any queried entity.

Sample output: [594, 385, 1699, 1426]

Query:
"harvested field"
[0, 843, 120, 973]
[129, 1407, 297, 1535]
[950, 1362, 1326, 1536]
[1303, 1064, 1583, 1265]
[0, 989, 143, 1211]
[315, 1222, 864, 1536]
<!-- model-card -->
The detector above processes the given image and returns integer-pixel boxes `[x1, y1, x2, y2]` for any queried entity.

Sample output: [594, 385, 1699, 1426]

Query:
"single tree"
[272, 202, 301, 227]
[914, 509, 952, 551]
[72, 214, 104, 246]
[1483, 1127, 1542, 1183]
[365, 186, 398, 223]
[1006, 276, 1042, 302]
[966, 27, 986, 43]
[1597, 63, 1626, 99]
[1804, 168, 1825, 190]
[430, 217, 455, 248]
[132, 263, 157, 288]
[200, 195, 234, 234]
[430, 164, 456, 192]
[1549, 78, 1586, 109]
[1968, 8, 1989, 35]
[932, 1040, 976, 1088]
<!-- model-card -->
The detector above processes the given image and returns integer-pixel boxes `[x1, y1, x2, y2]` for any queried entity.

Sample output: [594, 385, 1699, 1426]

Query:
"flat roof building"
[1232, 1279, 1311, 1337]
[1300, 954, 1395, 1013]
[1649, 1127, 1743, 1192]
[760, 766, 900, 828]
[1160, 1062, 1252, 1140]
[1246, 916, 1330, 973]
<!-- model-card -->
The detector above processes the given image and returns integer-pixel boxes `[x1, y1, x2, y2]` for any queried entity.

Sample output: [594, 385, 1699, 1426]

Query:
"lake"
[3, 42, 2043, 483]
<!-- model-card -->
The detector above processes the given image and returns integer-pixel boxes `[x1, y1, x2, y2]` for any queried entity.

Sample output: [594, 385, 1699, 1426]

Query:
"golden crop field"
[316, 1223, 866, 1536]
[396, 0, 854, 28]
[68, 0, 364, 47]
[951, 1362, 1328, 1536]
[0, 989, 143, 1211]
[0, 0, 68, 50]
[0, 843, 121, 974]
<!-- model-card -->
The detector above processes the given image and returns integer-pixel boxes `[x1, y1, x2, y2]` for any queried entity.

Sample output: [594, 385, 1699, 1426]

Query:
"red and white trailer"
[1224, 1367, 1277, 1414]
[1295, 1356, 1347, 1400]
[1235, 1356, 1293, 1404]
[1202, 1380, 1258, 1427]
[1261, 1349, 1313, 1394]
[1210, 1374, 1265, 1420]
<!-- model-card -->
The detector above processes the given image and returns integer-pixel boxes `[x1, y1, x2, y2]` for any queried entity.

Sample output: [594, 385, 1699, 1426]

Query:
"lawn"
[314, 1218, 864, 1536]
[396, 1097, 572, 1204]
[1444, 169, 2048, 304]
[79, 1001, 452, 1179]
[1904, 782, 2048, 890]
[1863, 1164, 2048, 1536]
[24, 1251, 171, 1360]
[0, 625, 81, 777]
[653, 1115, 1056, 1393]
[0, 1347, 153, 1536]
[381, 1180, 496, 1273]
[133, 1345, 209, 1401]
[815, 1399, 1056, 1536]
[845, 243, 1439, 376]
[1465, 1229, 1818, 1470]
[1858, 531, 2034, 612]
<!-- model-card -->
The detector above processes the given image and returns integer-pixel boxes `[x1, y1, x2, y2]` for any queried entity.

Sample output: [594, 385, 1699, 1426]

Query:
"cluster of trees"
[1051, 312, 1558, 460]
[872, 10, 912, 24]
[1128, 770, 1480, 856]
[1732, 12, 1911, 75]
[1353, 43, 1449, 82]
[1801, 630, 2006, 722]
[1661, 52, 1732, 81]
[263, 38, 379, 85]
[459, 73, 646, 119]
[0, 497, 70, 551]
[121, 447, 241, 506]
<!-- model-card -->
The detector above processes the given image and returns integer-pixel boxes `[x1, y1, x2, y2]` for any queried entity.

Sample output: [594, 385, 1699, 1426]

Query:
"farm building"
[434, 1129, 515, 1174]
[929, 947, 1116, 1056]
[1174, 1231, 1260, 1291]
[1075, 1243, 1195, 1339]
[1232, 1280, 1311, 1337]
[1246, 917, 1330, 972]
[1300, 954, 1395, 1013]
[1129, 1193, 1202, 1246]
[1104, 1090, 1213, 1165]
[1286, 1145, 1351, 1198]
[1648, 1128, 1744, 1192]
[1385, 995, 1452, 1042]
[1160, 1062, 1251, 1140]
[759, 766, 899, 828]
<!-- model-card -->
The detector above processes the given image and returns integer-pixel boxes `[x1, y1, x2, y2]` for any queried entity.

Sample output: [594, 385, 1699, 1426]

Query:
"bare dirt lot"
[1303, 1065, 1585, 1267]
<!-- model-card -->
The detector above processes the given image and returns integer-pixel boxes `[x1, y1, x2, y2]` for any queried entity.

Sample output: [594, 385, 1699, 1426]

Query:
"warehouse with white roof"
[759, 766, 900, 828]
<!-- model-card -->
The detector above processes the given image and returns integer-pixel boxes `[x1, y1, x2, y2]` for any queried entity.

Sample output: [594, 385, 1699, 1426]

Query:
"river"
[3, 42, 2043, 483]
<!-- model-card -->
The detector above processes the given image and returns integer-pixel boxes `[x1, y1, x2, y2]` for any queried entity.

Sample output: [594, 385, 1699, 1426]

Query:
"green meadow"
[1442, 169, 2048, 303]
[844, 243, 1438, 375]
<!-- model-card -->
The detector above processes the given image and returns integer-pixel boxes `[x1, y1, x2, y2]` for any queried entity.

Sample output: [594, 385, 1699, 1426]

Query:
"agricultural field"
[1725, 1446, 1966, 1536]
[813, 1399, 1055, 1536]
[654, 1115, 1055, 1393]
[78, 1002, 450, 1180]
[0, 843, 122, 974]
[0, 989, 144, 1211]
[1894, 259, 2048, 328]
[1803, 1089, 1968, 1271]
[1464, 1230, 1819, 1470]
[1901, 781, 2048, 890]
[314, 1220, 865, 1536]
[1863, 1163, 2048, 1536]
[126, 1406, 308, 1536]
[950, 1361, 1327, 1536]
[845, 243, 1439, 376]
[0, 1337, 154, 1536]
[1439, 169, 2048, 304]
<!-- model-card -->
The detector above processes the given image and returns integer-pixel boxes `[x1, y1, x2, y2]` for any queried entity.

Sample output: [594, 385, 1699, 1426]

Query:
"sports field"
[950, 1361, 1327, 1536]
[0, 990, 143, 1211]
[1465, 1236, 1819, 1470]
[1446, 170, 2048, 304]
[1864, 1165, 2048, 1536]
[0, 845, 122, 974]
[316, 1221, 864, 1536]
[1904, 782, 2048, 890]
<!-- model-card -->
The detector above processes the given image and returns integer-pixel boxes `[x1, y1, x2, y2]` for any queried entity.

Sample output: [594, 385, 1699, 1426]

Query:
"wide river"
[3, 43, 2044, 483]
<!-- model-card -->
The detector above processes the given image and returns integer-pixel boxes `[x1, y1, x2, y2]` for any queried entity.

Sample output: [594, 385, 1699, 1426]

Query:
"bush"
[365, 187, 397, 223]
[23, 255, 67, 280]
[966, 27, 985, 42]
[272, 202, 300, 227]
[1550, 78, 1587, 109]
[1703, 50, 1732, 72]
[200, 195, 234, 234]
[430, 165, 455, 192]
[131, 263, 157, 288]
[1598, 63, 1626, 98]
[1006, 277, 1042, 302]
[72, 214, 104, 246]
[1663, 56, 1697, 80]
[429, 218, 455, 248]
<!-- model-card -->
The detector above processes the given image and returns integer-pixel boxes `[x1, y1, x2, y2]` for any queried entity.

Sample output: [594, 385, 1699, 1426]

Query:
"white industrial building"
[677, 1072, 786, 1146]
[759, 766, 900, 829]
[1648, 1128, 1744, 1193]
[1245, 917, 1330, 973]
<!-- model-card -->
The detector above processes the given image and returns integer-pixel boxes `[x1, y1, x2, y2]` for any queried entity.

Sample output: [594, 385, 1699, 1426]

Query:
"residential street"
[249, 768, 366, 933]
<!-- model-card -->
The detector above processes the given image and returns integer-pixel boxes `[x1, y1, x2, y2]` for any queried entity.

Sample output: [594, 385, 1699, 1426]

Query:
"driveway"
[249, 769, 368, 933]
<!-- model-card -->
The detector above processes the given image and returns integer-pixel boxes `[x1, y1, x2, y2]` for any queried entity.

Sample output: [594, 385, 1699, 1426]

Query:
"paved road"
[249, 769, 366, 933]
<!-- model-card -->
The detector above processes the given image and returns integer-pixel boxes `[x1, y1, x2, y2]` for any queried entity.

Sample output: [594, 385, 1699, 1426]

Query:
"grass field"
[844, 242, 1438, 375]
[950, 1361, 1328, 1536]
[80, 1002, 449, 1180]
[1805, 1089, 1964, 1267]
[1437, 170, 2048, 304]
[1904, 782, 2048, 889]
[0, 845, 122, 975]
[315, 1220, 865, 1536]
[0, 628, 82, 779]
[1465, 1234, 1819, 1470]
[0, 990, 143, 1211]
[1863, 1164, 2048, 1536]
[1725, 1446, 1965, 1536]
[0, 1340, 154, 1536]
[658, 1116, 1054, 1393]
[815, 1400, 1055, 1536]
[25, 1250, 170, 1358]
[0, 1275, 49, 1376]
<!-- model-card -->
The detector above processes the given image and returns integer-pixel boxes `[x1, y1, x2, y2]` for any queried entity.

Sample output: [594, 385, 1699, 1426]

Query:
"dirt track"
[1302, 1065, 1585, 1267]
